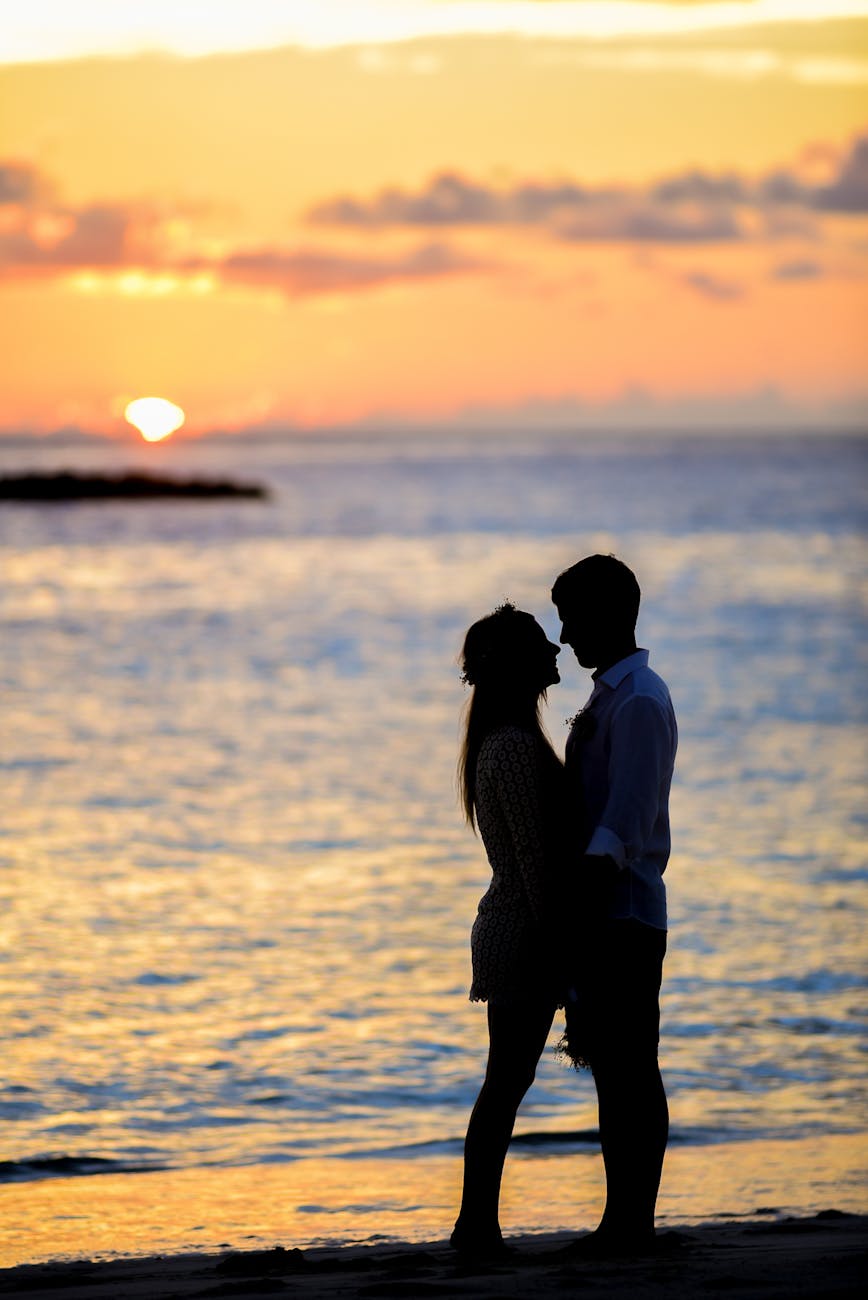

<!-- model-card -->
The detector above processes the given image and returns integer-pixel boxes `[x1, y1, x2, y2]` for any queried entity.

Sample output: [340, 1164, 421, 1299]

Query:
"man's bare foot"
[554, 1227, 657, 1259]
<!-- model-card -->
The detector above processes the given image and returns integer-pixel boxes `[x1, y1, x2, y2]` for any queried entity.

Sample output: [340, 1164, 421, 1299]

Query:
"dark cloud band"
[307, 133, 868, 242]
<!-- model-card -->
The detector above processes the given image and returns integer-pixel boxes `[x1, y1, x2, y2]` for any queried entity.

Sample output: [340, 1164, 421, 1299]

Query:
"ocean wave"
[0, 1156, 169, 1183]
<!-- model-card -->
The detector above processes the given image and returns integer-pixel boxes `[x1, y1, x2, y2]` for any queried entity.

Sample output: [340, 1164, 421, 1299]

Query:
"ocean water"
[0, 430, 866, 1261]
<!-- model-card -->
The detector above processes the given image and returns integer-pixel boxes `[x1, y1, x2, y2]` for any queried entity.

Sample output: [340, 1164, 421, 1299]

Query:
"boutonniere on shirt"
[566, 708, 597, 742]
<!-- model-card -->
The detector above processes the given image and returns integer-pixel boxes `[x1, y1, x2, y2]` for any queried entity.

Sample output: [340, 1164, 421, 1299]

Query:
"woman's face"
[526, 620, 561, 689]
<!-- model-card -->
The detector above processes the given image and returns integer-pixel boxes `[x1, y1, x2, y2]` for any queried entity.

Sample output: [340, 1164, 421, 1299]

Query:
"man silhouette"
[552, 554, 677, 1255]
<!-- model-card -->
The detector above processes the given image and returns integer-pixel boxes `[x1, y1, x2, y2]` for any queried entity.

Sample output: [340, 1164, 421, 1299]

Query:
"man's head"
[552, 554, 640, 669]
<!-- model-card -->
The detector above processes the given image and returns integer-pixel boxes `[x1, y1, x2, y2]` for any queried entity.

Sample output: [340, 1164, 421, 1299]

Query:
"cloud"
[5, 1, 866, 64]
[0, 196, 184, 278]
[651, 170, 748, 205]
[2, 136, 864, 296]
[771, 259, 824, 281]
[0, 166, 175, 275]
[310, 173, 504, 226]
[756, 170, 812, 205]
[202, 241, 490, 296]
[309, 133, 868, 243]
[0, 160, 488, 296]
[0, 205, 134, 268]
[312, 172, 746, 243]
[0, 162, 42, 205]
[355, 46, 441, 75]
[556, 201, 744, 243]
[531, 46, 868, 87]
[681, 269, 744, 300]
[813, 136, 868, 212]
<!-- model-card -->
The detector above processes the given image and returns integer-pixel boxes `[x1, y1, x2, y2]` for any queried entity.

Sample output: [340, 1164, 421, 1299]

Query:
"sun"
[125, 396, 185, 443]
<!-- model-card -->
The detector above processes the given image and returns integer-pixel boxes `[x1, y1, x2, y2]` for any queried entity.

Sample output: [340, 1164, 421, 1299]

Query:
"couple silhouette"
[453, 554, 678, 1261]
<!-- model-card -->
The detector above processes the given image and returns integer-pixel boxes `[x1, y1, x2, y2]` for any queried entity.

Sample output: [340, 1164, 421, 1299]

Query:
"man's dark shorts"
[568, 918, 666, 1067]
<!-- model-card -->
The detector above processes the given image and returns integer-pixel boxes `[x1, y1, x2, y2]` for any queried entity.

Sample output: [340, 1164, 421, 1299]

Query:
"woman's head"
[460, 602, 560, 696]
[458, 603, 560, 827]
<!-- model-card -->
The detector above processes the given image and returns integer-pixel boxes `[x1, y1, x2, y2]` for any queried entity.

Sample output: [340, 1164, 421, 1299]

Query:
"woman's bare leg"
[454, 996, 556, 1245]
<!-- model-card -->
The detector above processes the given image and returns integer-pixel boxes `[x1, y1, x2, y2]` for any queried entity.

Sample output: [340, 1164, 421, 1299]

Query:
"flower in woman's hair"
[460, 650, 489, 686]
[566, 708, 597, 741]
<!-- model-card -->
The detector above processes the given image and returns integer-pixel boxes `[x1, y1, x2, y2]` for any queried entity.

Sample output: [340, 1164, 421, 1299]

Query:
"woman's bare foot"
[449, 1220, 515, 1261]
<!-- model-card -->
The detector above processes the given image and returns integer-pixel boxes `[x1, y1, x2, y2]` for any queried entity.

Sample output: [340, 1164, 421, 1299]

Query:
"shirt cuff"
[586, 825, 627, 870]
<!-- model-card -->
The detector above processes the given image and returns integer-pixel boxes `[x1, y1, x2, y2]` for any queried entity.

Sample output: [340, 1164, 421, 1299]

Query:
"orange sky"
[1, 3, 867, 434]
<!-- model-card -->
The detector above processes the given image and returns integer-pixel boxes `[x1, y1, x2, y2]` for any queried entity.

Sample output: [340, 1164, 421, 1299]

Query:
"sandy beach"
[1, 1213, 864, 1299]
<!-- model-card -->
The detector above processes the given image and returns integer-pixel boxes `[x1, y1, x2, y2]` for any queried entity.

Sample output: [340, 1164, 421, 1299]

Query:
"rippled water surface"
[0, 431, 866, 1251]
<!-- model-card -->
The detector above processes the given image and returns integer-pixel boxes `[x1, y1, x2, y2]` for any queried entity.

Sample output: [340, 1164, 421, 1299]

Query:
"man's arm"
[586, 692, 672, 869]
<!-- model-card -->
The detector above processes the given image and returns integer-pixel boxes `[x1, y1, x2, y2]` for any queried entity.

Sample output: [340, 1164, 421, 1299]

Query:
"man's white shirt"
[566, 649, 677, 930]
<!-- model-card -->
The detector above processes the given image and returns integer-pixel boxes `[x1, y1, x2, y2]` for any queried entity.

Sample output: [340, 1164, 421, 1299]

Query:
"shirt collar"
[594, 648, 649, 690]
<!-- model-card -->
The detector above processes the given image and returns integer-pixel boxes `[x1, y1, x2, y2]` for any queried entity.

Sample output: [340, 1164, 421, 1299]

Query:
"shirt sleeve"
[585, 693, 672, 870]
[491, 730, 549, 923]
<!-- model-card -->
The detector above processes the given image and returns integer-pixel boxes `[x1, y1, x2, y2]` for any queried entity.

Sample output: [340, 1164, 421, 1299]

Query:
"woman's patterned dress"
[469, 725, 565, 1004]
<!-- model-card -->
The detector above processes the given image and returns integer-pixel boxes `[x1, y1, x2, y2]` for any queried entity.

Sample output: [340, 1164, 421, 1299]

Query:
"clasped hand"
[580, 852, 619, 896]
[547, 854, 619, 991]
[560, 853, 618, 914]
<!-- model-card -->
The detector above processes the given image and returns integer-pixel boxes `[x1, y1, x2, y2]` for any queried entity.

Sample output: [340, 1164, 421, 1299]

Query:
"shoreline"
[1, 1213, 865, 1299]
[1, 1133, 866, 1274]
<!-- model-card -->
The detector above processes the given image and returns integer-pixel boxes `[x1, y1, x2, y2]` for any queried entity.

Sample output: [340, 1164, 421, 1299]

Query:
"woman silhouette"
[452, 603, 568, 1259]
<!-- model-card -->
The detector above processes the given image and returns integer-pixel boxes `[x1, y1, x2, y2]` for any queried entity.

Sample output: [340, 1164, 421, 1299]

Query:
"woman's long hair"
[458, 603, 557, 828]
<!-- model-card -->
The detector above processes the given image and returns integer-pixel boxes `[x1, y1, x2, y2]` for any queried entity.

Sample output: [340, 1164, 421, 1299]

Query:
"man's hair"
[551, 554, 641, 631]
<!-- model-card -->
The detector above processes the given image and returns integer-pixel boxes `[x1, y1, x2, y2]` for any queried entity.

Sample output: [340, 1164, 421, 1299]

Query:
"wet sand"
[0, 1213, 864, 1299]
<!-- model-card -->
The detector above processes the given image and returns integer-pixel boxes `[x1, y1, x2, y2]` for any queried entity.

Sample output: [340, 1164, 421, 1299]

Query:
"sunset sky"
[2, 0, 867, 435]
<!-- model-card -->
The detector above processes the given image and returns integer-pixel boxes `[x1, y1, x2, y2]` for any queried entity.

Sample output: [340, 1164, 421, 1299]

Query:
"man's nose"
[559, 625, 569, 644]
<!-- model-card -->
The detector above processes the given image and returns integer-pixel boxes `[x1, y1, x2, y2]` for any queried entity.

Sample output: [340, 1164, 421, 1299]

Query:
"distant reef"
[0, 471, 269, 502]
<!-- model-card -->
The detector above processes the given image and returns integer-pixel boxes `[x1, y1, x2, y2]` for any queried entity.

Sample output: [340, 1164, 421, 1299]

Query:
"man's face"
[555, 601, 601, 669]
